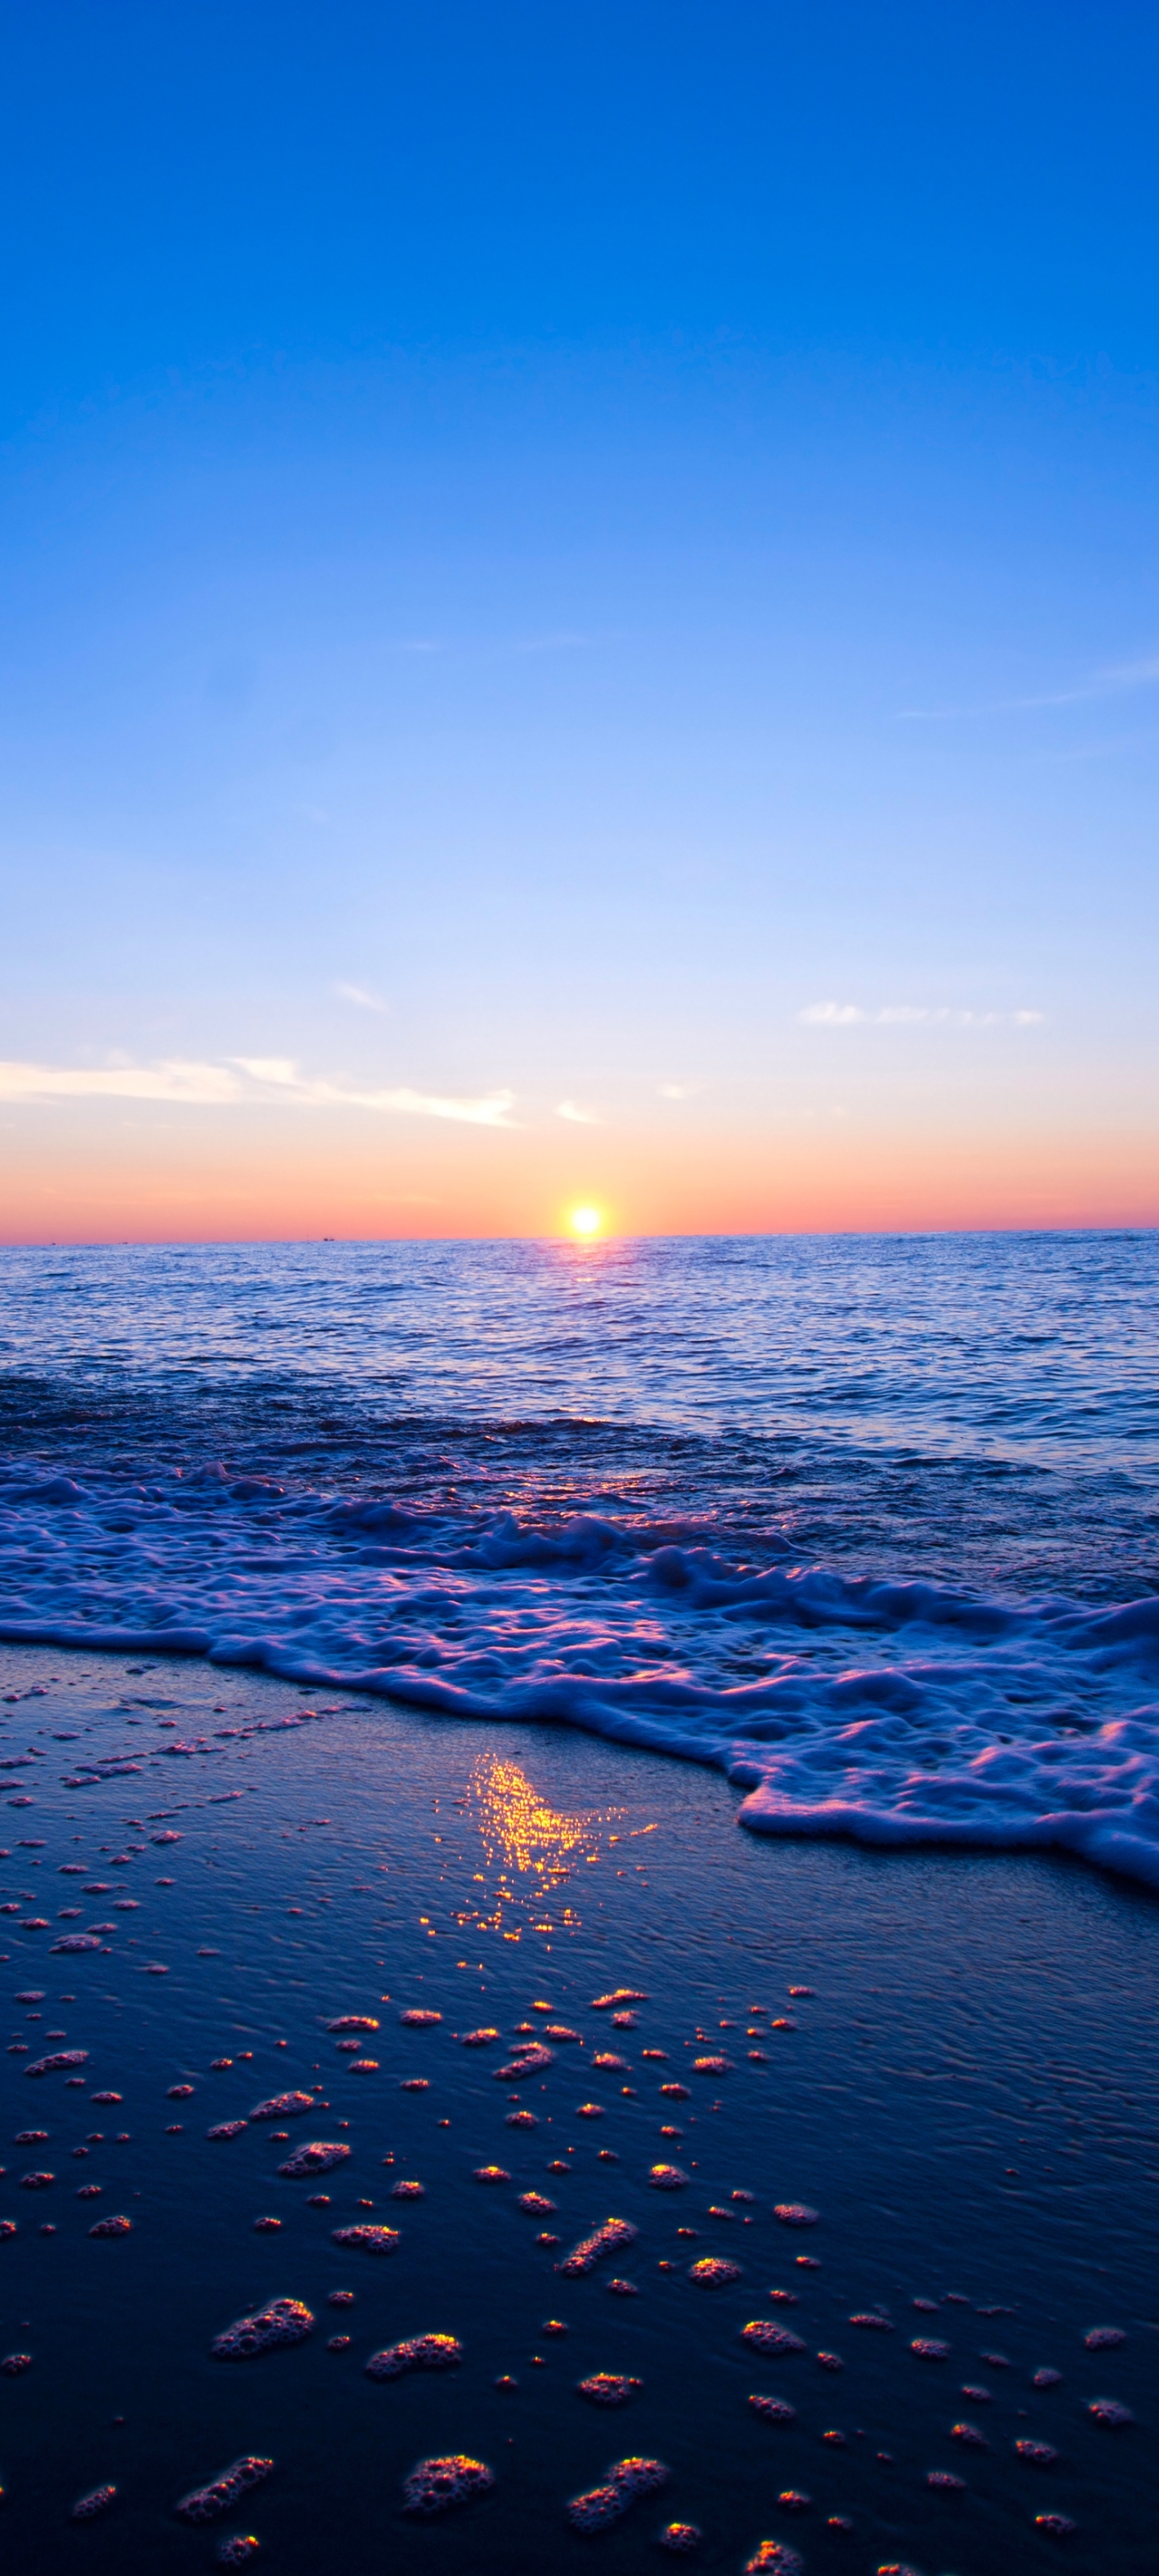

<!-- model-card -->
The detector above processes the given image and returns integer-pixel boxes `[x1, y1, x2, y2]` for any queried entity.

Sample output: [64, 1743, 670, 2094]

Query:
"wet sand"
[0, 1641, 1156, 2574]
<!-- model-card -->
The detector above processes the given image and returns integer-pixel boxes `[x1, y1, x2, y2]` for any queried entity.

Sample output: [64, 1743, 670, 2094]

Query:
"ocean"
[2, 1229, 1158, 1893]
[1, 1231, 1157, 2570]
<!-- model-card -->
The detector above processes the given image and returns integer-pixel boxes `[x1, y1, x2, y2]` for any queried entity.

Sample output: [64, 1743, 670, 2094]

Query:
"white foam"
[2, 1469, 1159, 1891]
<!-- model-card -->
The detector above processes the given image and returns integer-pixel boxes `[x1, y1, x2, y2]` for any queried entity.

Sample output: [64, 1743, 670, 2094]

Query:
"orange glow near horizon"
[1, 1111, 1158, 1243]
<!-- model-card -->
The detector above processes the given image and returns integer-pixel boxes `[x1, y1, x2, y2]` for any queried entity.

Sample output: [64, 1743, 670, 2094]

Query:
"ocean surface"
[2, 1231, 1158, 1890]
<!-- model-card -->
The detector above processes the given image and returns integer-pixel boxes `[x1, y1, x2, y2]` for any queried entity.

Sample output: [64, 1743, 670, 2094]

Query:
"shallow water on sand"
[0, 1644, 1156, 2574]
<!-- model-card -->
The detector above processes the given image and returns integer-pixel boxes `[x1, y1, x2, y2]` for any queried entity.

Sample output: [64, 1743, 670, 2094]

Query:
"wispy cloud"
[657, 1082, 697, 1100]
[799, 1003, 1045, 1028]
[333, 980, 387, 1013]
[556, 1098, 601, 1125]
[0, 1059, 517, 1126]
[899, 654, 1159, 722]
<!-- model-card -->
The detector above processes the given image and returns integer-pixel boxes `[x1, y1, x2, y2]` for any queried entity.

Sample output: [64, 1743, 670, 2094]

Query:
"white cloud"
[556, 1099, 601, 1125]
[899, 652, 1159, 722]
[0, 1058, 517, 1126]
[658, 1081, 697, 1100]
[799, 1003, 1045, 1028]
[333, 981, 388, 1013]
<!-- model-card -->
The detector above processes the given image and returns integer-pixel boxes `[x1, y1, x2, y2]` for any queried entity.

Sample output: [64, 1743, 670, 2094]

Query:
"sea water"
[1, 1231, 1158, 1893]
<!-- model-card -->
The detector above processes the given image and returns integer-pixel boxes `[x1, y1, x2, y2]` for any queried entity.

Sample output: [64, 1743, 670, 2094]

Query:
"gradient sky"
[2, 0, 1158, 1239]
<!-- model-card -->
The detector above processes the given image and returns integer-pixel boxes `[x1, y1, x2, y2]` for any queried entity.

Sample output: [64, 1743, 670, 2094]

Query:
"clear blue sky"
[2, 2, 1157, 1236]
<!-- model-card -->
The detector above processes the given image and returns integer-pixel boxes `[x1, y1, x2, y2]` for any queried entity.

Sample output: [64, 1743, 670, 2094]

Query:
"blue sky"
[2, 2, 1157, 1236]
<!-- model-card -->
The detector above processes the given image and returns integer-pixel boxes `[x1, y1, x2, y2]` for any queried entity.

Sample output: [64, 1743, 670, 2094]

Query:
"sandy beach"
[0, 1637, 1154, 2573]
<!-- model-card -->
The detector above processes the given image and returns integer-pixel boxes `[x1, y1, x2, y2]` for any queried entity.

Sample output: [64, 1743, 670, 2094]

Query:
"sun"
[567, 1203, 604, 1238]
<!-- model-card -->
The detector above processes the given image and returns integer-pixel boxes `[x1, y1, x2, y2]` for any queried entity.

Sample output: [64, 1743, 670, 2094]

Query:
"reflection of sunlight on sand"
[459, 1755, 615, 1938]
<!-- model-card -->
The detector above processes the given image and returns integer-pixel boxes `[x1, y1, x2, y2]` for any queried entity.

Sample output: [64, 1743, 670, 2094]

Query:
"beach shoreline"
[0, 1639, 1155, 2571]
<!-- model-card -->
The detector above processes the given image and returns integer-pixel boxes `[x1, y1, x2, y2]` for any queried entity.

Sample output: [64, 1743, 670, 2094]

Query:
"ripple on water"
[402, 2456, 493, 2517]
[212, 2299, 314, 2359]
[366, 2334, 463, 2379]
[175, 2458, 274, 2524]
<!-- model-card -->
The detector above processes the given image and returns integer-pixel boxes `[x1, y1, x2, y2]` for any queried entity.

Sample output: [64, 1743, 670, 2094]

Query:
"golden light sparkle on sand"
[567, 1204, 604, 1237]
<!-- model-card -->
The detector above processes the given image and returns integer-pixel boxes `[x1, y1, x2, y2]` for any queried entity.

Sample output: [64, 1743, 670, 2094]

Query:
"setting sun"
[567, 1203, 604, 1237]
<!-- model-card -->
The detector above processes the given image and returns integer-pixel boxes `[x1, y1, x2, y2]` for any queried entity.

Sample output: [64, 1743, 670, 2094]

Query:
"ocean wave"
[2, 1463, 1159, 1894]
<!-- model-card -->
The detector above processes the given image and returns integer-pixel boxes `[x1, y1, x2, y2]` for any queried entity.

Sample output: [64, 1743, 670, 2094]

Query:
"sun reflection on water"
[457, 1755, 612, 1937]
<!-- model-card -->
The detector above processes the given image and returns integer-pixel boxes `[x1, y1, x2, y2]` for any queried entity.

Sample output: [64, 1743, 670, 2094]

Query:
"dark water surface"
[1, 1642, 1155, 2575]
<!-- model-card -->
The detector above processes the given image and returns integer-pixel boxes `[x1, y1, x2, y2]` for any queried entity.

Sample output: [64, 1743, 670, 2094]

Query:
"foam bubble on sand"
[250, 2093, 313, 2120]
[743, 2543, 803, 2574]
[749, 2396, 796, 2422]
[400, 2009, 442, 2027]
[496, 2046, 553, 2079]
[175, 2458, 273, 2524]
[366, 2334, 462, 2379]
[658, 2522, 701, 2551]
[26, 2050, 87, 2076]
[461, 2028, 501, 2046]
[567, 2458, 668, 2531]
[89, 2215, 131, 2236]
[649, 2163, 689, 2190]
[332, 2224, 400, 2254]
[773, 2203, 818, 2227]
[402, 2456, 493, 2516]
[212, 2298, 314, 2358]
[559, 2219, 637, 2277]
[1088, 2398, 1132, 2425]
[578, 2374, 641, 2405]
[741, 2322, 806, 2355]
[278, 2140, 349, 2177]
[217, 2541, 260, 2567]
[518, 2191, 555, 2213]
[1015, 2440, 1058, 2464]
[208, 2120, 248, 2140]
[911, 2338, 950, 2358]
[689, 2258, 742, 2285]
[328, 2016, 379, 2032]
[1084, 2326, 1125, 2349]
[473, 2165, 510, 2184]
[68, 2481, 118, 2521]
